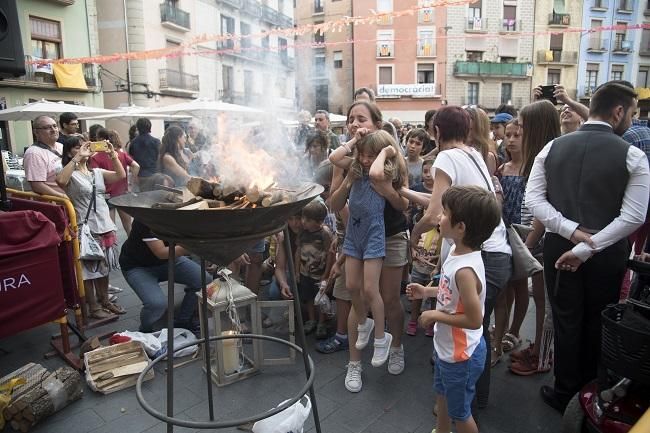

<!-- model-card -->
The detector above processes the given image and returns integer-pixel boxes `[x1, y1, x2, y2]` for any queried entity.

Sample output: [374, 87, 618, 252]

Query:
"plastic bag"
[112, 331, 162, 357]
[153, 328, 199, 359]
[252, 395, 311, 433]
[314, 290, 332, 316]
[79, 224, 105, 261]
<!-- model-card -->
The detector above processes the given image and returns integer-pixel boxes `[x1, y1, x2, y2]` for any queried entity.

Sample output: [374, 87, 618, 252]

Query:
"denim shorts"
[434, 337, 486, 421]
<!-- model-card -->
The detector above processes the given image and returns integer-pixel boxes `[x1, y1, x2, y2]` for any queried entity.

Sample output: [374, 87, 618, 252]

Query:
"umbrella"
[0, 99, 118, 121]
[78, 105, 191, 121]
[144, 98, 263, 117]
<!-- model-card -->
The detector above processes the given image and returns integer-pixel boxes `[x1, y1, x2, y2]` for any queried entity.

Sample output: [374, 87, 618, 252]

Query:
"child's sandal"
[501, 332, 521, 352]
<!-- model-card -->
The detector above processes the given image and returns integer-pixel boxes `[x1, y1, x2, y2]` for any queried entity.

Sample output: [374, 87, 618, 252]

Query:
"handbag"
[79, 171, 105, 261]
[461, 150, 542, 280]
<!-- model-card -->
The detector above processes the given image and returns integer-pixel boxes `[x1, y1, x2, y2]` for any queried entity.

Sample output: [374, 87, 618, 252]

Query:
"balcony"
[466, 17, 488, 32]
[617, 0, 633, 13]
[219, 0, 242, 8]
[242, 0, 261, 17]
[279, 13, 292, 28]
[0, 55, 97, 91]
[587, 37, 608, 52]
[416, 40, 436, 57]
[160, 3, 190, 32]
[579, 85, 598, 98]
[159, 69, 199, 93]
[453, 61, 530, 79]
[376, 41, 394, 58]
[548, 13, 570, 26]
[612, 39, 633, 53]
[536, 50, 578, 65]
[262, 5, 280, 26]
[501, 19, 521, 32]
[591, 0, 607, 11]
[419, 7, 435, 24]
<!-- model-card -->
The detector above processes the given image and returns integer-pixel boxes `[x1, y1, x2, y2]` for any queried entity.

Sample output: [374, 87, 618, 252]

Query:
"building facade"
[96, 0, 295, 137]
[445, 0, 535, 111]
[577, 0, 637, 102]
[352, 0, 446, 124]
[531, 0, 582, 100]
[0, 0, 103, 154]
[632, 3, 650, 117]
[294, 0, 353, 115]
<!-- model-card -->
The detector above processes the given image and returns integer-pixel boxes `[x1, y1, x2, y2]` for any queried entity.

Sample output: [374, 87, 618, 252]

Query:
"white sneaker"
[355, 318, 375, 350]
[345, 361, 363, 393]
[371, 332, 393, 367]
[387, 345, 405, 375]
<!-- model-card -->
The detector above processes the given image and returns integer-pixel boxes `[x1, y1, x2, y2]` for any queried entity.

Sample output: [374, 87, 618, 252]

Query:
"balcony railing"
[279, 13, 292, 28]
[417, 40, 436, 57]
[5, 55, 96, 89]
[548, 13, 570, 26]
[453, 61, 529, 78]
[419, 7, 435, 24]
[466, 17, 488, 32]
[587, 37, 608, 52]
[376, 41, 394, 58]
[592, 0, 607, 10]
[501, 19, 521, 32]
[579, 85, 598, 98]
[617, 0, 633, 12]
[612, 39, 633, 53]
[159, 69, 199, 92]
[219, 0, 242, 7]
[536, 50, 578, 64]
[160, 3, 190, 31]
[242, 0, 261, 17]
[262, 5, 280, 25]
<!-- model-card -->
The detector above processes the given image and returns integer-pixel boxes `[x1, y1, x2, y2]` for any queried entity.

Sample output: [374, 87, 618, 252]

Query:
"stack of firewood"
[2, 364, 83, 432]
[152, 177, 302, 210]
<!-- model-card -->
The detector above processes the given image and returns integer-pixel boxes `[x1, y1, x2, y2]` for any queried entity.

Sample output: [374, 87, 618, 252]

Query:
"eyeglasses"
[34, 125, 58, 130]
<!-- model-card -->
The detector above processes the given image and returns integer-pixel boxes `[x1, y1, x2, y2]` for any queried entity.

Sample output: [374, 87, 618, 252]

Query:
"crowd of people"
[12, 79, 650, 433]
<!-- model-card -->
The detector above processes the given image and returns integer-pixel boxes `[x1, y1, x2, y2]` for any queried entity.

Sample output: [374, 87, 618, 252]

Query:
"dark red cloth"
[89, 150, 133, 196]
[0, 210, 66, 338]
[9, 197, 80, 307]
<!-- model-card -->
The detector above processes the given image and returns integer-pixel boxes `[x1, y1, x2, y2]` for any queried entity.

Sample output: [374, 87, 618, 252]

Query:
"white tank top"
[433, 246, 486, 363]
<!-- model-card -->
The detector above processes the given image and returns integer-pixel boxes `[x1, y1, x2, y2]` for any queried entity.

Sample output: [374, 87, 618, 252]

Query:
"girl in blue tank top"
[329, 129, 404, 367]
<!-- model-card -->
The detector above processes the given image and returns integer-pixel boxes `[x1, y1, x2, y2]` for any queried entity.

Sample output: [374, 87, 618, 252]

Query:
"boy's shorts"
[433, 337, 486, 421]
[410, 268, 432, 286]
[297, 275, 320, 303]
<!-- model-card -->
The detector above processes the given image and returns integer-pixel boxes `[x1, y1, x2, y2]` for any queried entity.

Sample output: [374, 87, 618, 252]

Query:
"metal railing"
[466, 16, 488, 31]
[579, 85, 598, 98]
[279, 13, 292, 28]
[16, 55, 96, 88]
[536, 50, 578, 64]
[587, 37, 608, 52]
[548, 13, 570, 26]
[160, 2, 190, 30]
[501, 18, 521, 32]
[159, 69, 199, 91]
[262, 5, 280, 25]
[453, 61, 529, 77]
[242, 0, 261, 17]
[416, 40, 436, 57]
[220, 0, 242, 8]
[419, 7, 435, 24]
[612, 39, 633, 52]
[376, 41, 394, 58]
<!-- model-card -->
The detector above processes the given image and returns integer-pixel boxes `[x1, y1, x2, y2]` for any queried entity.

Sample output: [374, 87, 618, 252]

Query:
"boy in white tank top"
[407, 185, 502, 433]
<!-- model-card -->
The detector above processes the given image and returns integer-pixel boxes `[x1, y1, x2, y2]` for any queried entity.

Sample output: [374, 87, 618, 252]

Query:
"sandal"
[501, 333, 522, 352]
[490, 347, 501, 368]
[102, 302, 126, 315]
[510, 353, 551, 376]
[90, 308, 113, 320]
[510, 343, 534, 362]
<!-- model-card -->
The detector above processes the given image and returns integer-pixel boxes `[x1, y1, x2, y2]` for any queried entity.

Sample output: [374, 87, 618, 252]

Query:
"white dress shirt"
[525, 121, 650, 262]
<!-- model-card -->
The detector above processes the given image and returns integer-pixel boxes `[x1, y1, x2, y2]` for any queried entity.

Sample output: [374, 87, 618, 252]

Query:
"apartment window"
[30, 16, 61, 59]
[466, 51, 483, 61]
[221, 15, 235, 49]
[548, 68, 561, 85]
[501, 83, 512, 104]
[241, 22, 251, 49]
[500, 56, 516, 63]
[611, 64, 624, 81]
[417, 27, 435, 57]
[377, 30, 394, 57]
[469, 0, 482, 19]
[378, 66, 393, 84]
[553, 0, 566, 14]
[278, 37, 288, 63]
[639, 66, 650, 87]
[222, 65, 234, 94]
[166, 40, 182, 73]
[315, 84, 329, 111]
[468, 82, 479, 105]
[333, 51, 343, 68]
[314, 54, 326, 77]
[377, 0, 393, 25]
[417, 63, 435, 84]
[615, 22, 627, 50]
[418, 0, 435, 24]
[642, 29, 650, 53]
[262, 35, 270, 49]
[586, 63, 599, 88]
[314, 0, 323, 14]
[550, 33, 563, 61]
[314, 22, 325, 44]
[503, 5, 517, 31]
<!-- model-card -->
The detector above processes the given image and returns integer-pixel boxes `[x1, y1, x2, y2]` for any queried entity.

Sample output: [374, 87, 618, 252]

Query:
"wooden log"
[178, 200, 209, 210]
[186, 177, 217, 198]
[21, 367, 83, 427]
[205, 199, 226, 208]
[262, 191, 284, 207]
[152, 197, 201, 209]
[245, 186, 260, 203]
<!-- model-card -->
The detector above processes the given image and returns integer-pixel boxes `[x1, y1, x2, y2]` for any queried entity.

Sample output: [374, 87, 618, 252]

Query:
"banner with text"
[377, 83, 438, 97]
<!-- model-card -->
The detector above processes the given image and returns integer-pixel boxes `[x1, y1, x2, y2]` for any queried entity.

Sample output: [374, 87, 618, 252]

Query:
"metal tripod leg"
[282, 226, 322, 433]
[200, 259, 215, 420]
[166, 241, 176, 433]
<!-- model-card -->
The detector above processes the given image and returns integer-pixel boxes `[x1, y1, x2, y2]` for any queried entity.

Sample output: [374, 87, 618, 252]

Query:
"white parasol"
[0, 99, 118, 121]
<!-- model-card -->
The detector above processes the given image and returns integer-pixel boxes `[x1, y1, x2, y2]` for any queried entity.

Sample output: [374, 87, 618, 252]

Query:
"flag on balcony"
[545, 50, 554, 62]
[33, 57, 53, 74]
[52, 63, 88, 90]
[636, 87, 650, 100]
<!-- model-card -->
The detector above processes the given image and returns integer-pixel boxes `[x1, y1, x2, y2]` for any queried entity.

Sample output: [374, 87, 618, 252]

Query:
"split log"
[261, 191, 284, 207]
[18, 366, 83, 427]
[186, 177, 218, 199]
[178, 200, 209, 210]
[152, 197, 202, 209]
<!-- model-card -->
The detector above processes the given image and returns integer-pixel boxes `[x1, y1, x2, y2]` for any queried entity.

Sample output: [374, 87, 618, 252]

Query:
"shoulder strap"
[83, 171, 97, 224]
[460, 150, 493, 193]
[33, 142, 63, 159]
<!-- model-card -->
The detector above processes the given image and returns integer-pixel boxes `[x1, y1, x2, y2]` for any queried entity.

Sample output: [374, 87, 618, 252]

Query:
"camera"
[541, 85, 558, 105]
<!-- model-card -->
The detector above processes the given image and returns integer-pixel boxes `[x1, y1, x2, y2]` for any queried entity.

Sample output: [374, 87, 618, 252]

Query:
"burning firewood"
[186, 177, 219, 199]
[152, 197, 202, 209]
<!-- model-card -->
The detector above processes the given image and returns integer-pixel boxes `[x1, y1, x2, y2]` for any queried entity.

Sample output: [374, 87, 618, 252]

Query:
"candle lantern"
[197, 275, 261, 386]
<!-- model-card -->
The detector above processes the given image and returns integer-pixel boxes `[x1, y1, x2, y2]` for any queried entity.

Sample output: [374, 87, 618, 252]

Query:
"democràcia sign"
[377, 83, 438, 96]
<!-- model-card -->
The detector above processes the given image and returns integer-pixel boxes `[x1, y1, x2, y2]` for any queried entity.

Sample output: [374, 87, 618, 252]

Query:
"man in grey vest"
[525, 81, 650, 412]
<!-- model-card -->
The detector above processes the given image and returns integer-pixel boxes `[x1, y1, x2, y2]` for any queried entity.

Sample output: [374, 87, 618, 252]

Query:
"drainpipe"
[123, 0, 133, 105]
